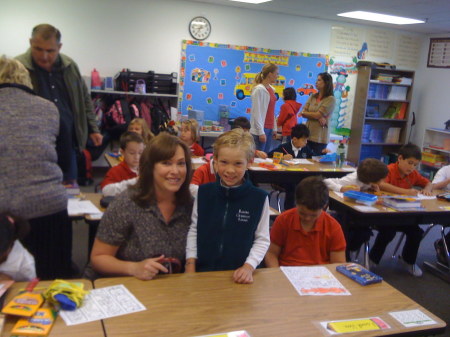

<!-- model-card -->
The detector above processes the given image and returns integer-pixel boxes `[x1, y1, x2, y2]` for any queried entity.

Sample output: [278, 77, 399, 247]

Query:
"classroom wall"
[1, 0, 440, 145]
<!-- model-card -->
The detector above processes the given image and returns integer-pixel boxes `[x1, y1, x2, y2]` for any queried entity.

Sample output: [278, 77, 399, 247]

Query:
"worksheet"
[389, 309, 437, 328]
[60, 285, 146, 325]
[283, 159, 313, 165]
[281, 266, 350, 296]
[67, 199, 101, 216]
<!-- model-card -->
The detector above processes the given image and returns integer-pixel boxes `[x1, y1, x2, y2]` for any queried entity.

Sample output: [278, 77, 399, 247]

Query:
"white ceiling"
[188, 0, 450, 35]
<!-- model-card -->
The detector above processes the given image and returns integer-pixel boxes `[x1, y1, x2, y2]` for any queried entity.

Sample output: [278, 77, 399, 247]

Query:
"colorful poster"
[179, 40, 327, 122]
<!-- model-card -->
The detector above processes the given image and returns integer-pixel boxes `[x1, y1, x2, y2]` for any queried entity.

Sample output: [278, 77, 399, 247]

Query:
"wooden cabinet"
[347, 63, 414, 164]
[420, 128, 450, 180]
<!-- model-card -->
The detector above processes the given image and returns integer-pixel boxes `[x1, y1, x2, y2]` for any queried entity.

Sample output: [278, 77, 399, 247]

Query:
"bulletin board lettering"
[179, 40, 327, 122]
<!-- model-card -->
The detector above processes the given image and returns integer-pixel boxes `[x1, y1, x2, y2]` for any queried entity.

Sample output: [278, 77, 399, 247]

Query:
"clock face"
[189, 16, 211, 41]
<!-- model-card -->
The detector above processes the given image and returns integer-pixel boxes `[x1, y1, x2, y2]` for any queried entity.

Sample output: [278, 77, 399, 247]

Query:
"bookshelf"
[420, 128, 450, 180]
[347, 63, 414, 164]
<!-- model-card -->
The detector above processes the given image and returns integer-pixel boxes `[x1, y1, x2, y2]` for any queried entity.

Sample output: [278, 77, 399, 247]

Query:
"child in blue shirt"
[186, 128, 270, 284]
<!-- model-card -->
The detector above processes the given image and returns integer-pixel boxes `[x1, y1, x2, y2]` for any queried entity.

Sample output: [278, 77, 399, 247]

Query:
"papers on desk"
[334, 192, 344, 199]
[68, 199, 101, 216]
[416, 194, 436, 200]
[60, 285, 146, 326]
[283, 159, 312, 165]
[354, 205, 379, 212]
[253, 158, 273, 164]
[281, 266, 350, 296]
[389, 309, 436, 328]
[320, 317, 390, 334]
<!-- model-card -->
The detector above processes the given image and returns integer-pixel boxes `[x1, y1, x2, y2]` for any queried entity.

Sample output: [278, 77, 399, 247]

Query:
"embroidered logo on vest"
[236, 209, 250, 223]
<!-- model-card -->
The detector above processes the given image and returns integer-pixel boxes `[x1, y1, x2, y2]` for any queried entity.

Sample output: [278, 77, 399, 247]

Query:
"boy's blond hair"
[213, 128, 255, 162]
[181, 119, 200, 143]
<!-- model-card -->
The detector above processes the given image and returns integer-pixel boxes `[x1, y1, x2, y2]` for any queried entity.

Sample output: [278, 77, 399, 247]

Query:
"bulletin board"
[179, 40, 327, 122]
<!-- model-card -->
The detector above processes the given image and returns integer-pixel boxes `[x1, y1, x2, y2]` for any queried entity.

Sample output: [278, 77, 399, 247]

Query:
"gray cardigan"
[0, 84, 67, 219]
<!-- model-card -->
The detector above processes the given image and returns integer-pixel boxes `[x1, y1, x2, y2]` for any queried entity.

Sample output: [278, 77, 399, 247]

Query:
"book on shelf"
[387, 86, 407, 100]
[385, 127, 401, 143]
[383, 196, 421, 209]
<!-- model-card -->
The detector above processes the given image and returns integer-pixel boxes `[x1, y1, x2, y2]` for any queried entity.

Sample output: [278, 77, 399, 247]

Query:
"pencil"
[281, 147, 289, 154]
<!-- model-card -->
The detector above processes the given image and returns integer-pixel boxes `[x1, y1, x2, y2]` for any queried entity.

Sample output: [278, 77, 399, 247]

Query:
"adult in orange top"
[265, 176, 346, 267]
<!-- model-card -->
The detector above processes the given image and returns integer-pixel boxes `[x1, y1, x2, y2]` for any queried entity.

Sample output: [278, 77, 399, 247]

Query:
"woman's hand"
[258, 134, 266, 143]
[318, 117, 327, 127]
[233, 263, 254, 284]
[130, 255, 168, 280]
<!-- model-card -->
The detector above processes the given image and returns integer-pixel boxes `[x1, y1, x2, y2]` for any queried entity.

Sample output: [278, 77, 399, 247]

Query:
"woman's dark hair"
[317, 72, 334, 98]
[0, 214, 29, 256]
[283, 87, 297, 101]
[130, 133, 192, 208]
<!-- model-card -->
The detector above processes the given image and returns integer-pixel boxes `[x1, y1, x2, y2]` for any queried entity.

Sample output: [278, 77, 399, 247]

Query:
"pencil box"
[336, 263, 382, 286]
[343, 190, 378, 205]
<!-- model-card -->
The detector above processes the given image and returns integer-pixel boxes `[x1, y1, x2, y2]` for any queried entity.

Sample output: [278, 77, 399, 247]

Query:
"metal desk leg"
[363, 241, 370, 269]
[423, 225, 450, 283]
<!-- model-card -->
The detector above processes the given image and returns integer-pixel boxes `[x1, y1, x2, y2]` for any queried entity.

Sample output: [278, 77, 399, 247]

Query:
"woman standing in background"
[301, 72, 335, 156]
[250, 63, 279, 152]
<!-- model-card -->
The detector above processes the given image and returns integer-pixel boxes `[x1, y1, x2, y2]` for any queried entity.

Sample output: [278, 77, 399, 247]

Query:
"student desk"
[328, 191, 450, 270]
[248, 161, 352, 185]
[1, 279, 104, 337]
[94, 266, 445, 337]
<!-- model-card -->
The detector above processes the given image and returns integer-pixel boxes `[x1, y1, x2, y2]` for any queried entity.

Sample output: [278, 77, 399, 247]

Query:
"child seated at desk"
[265, 176, 346, 267]
[0, 214, 36, 281]
[372, 143, 433, 277]
[324, 158, 388, 258]
[268, 123, 313, 210]
[180, 119, 204, 156]
[128, 118, 154, 145]
[101, 131, 144, 197]
[185, 128, 270, 284]
[432, 164, 450, 266]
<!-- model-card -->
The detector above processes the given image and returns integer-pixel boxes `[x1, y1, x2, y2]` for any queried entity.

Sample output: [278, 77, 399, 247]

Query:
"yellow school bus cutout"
[235, 73, 285, 100]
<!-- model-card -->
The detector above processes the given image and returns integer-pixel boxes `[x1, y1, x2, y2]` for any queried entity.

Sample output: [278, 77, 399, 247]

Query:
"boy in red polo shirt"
[101, 131, 144, 197]
[265, 176, 346, 267]
[371, 143, 432, 277]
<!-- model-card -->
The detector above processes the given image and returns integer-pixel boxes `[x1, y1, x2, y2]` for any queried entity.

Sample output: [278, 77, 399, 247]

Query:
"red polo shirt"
[386, 162, 430, 189]
[270, 208, 346, 266]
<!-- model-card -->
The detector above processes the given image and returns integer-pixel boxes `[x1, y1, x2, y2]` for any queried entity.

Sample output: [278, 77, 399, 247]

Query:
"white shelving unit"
[421, 128, 450, 180]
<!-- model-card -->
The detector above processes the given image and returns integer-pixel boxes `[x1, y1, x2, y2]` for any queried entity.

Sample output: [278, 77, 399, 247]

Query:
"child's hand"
[341, 185, 360, 192]
[233, 263, 254, 284]
[321, 148, 331, 154]
[283, 154, 293, 160]
[130, 255, 168, 280]
[421, 188, 433, 196]
[256, 150, 268, 159]
[406, 189, 419, 196]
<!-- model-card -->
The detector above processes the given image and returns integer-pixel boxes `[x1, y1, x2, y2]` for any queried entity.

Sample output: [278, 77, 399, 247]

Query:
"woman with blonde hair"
[249, 63, 279, 152]
[0, 56, 71, 279]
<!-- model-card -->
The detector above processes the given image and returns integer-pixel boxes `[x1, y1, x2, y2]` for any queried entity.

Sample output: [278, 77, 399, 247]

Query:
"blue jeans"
[253, 128, 273, 152]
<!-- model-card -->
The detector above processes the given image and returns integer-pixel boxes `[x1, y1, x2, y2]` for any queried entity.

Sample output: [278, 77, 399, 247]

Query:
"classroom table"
[94, 266, 446, 337]
[248, 160, 353, 185]
[1, 279, 104, 337]
[328, 191, 450, 271]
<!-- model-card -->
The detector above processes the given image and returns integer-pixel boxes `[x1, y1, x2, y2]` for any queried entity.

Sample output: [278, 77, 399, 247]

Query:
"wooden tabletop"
[94, 266, 445, 337]
[1, 279, 104, 337]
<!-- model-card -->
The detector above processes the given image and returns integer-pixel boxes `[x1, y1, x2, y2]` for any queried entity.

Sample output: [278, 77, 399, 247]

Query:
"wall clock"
[189, 16, 211, 41]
